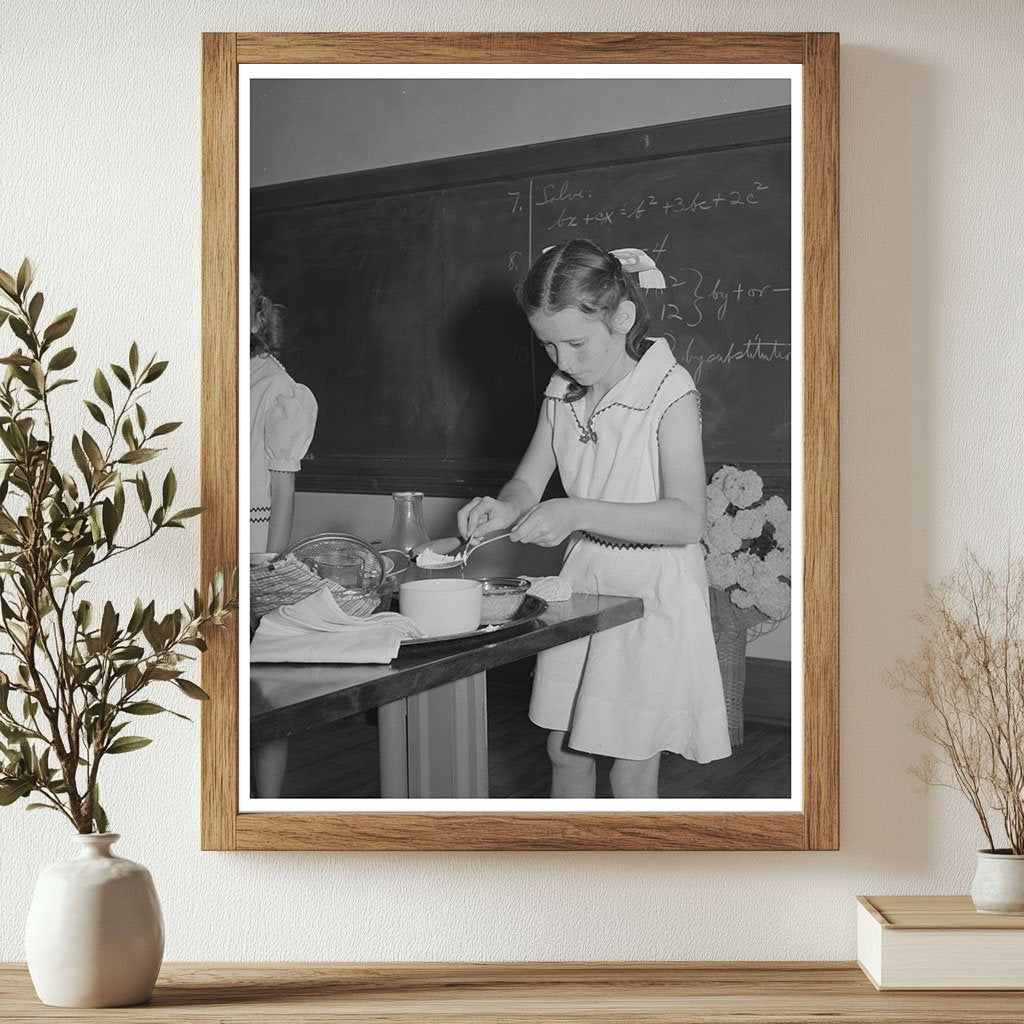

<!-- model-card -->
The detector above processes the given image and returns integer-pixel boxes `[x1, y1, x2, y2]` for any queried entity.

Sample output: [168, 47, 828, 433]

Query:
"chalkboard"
[251, 105, 792, 497]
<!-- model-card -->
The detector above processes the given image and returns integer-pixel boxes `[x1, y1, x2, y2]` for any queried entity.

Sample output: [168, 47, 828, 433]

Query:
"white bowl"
[399, 578, 483, 637]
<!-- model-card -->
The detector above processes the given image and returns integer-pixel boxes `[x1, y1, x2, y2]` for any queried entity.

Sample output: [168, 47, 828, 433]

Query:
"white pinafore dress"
[529, 339, 732, 763]
[249, 353, 318, 554]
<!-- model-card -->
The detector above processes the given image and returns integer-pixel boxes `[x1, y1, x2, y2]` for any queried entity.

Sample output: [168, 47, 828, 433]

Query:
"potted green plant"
[894, 551, 1024, 914]
[0, 260, 236, 1005]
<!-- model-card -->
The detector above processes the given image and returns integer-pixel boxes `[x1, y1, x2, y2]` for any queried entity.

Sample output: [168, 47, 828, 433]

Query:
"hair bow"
[609, 247, 666, 290]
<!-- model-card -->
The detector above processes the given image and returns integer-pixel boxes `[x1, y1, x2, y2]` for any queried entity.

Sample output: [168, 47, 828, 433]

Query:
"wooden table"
[4, 962, 1023, 1022]
[251, 594, 643, 799]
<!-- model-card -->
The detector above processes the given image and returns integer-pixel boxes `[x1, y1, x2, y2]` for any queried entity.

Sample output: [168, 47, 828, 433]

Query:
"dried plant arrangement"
[894, 551, 1024, 854]
[0, 259, 236, 834]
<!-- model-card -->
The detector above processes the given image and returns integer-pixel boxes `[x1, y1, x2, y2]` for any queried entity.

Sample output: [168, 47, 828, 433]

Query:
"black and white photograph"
[242, 67, 800, 812]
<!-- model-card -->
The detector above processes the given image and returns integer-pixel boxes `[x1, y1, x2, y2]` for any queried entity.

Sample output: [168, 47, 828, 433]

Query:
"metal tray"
[394, 595, 547, 657]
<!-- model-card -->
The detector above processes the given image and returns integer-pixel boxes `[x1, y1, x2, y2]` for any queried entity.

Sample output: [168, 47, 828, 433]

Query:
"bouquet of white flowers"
[703, 465, 791, 623]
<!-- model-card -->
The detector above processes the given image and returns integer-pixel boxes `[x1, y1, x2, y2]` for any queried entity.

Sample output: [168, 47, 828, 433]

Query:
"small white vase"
[25, 833, 164, 1007]
[970, 849, 1024, 915]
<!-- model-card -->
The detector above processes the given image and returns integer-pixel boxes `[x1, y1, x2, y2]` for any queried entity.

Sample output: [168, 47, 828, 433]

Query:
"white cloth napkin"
[250, 585, 424, 664]
[518, 575, 572, 602]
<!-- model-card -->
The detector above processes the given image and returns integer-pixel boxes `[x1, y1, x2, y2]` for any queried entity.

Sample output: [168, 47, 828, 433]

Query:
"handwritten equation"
[500, 173, 790, 382]
[662, 266, 789, 327]
[507, 177, 772, 233]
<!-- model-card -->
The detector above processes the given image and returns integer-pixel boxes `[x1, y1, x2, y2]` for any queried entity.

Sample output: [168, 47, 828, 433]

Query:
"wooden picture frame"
[201, 32, 838, 851]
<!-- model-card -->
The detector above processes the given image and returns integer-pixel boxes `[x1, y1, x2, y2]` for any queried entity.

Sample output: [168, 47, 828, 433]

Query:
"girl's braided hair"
[516, 239, 653, 400]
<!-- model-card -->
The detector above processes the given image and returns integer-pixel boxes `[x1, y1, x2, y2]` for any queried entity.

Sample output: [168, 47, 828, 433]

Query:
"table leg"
[252, 738, 289, 799]
[377, 699, 409, 798]
[406, 672, 489, 798]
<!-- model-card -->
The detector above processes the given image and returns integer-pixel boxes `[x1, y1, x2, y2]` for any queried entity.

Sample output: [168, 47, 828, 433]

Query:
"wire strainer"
[283, 532, 387, 594]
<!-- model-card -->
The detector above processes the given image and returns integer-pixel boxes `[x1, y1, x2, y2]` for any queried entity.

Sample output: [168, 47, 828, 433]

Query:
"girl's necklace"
[574, 359, 637, 444]
[573, 395, 606, 444]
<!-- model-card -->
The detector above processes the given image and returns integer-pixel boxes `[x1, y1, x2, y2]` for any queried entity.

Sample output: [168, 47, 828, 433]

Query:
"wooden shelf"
[3, 962, 1024, 1022]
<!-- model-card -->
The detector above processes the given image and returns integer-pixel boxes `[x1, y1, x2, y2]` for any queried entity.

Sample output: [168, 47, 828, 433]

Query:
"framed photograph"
[201, 32, 838, 851]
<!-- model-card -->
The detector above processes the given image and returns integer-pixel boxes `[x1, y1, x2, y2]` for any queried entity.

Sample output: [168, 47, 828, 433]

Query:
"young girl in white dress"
[250, 274, 318, 556]
[458, 239, 731, 799]
[249, 273, 318, 798]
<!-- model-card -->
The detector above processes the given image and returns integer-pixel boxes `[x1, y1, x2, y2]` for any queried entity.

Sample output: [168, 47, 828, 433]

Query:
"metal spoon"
[412, 531, 512, 566]
[458, 530, 512, 564]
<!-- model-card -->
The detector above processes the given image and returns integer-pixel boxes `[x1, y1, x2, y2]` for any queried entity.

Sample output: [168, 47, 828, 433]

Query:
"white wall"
[2, 0, 1022, 962]
[251, 78, 791, 186]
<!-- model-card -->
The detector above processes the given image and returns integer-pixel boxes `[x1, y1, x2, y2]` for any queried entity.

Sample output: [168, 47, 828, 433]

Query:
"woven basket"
[250, 552, 387, 622]
[250, 532, 404, 622]
[709, 587, 767, 746]
[249, 554, 380, 620]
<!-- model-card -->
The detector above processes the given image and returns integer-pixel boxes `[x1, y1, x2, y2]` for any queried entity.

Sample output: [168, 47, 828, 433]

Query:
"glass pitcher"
[385, 491, 430, 556]
[386, 491, 465, 584]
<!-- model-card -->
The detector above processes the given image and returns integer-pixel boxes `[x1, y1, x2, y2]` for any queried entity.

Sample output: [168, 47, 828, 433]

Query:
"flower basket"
[703, 465, 792, 745]
[709, 586, 768, 746]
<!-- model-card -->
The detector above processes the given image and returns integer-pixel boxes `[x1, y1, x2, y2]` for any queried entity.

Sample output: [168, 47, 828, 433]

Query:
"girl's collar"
[543, 338, 675, 403]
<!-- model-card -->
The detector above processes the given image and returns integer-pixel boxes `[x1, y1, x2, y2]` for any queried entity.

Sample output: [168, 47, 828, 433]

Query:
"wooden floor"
[280, 657, 791, 800]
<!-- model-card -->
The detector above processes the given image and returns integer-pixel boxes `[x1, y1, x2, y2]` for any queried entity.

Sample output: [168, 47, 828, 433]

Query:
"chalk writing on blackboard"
[531, 178, 774, 231]
[251, 105, 793, 496]
[674, 336, 791, 386]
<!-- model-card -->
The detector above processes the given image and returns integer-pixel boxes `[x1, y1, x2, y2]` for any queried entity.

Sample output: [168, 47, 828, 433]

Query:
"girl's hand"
[509, 499, 580, 547]
[457, 496, 521, 539]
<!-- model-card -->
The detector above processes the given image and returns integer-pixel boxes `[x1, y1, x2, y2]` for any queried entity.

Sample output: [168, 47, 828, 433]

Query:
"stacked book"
[857, 895, 1024, 990]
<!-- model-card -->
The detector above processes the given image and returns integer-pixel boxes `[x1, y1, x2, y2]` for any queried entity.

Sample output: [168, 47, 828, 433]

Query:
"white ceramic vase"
[25, 833, 164, 1007]
[971, 850, 1024, 915]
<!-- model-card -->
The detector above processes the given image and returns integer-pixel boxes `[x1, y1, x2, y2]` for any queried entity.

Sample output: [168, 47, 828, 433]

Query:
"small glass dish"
[478, 577, 530, 625]
[312, 554, 364, 590]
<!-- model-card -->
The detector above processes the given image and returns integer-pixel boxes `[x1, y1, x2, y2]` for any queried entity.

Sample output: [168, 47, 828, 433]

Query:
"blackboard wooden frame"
[201, 32, 839, 852]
